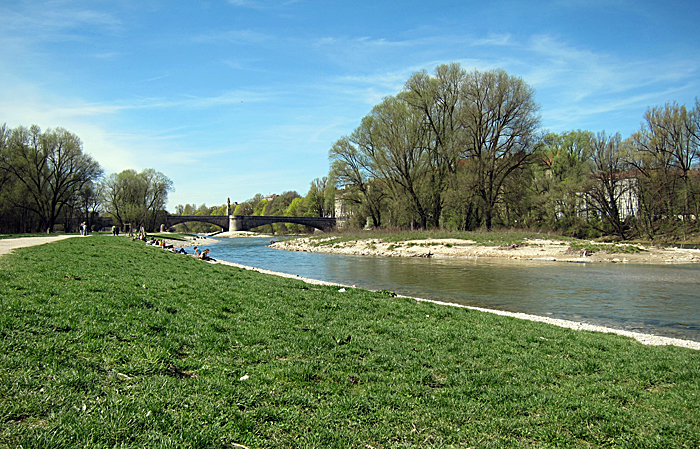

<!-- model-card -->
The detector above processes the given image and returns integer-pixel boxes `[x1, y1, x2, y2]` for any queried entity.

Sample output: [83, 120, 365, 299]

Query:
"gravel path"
[0, 235, 79, 256]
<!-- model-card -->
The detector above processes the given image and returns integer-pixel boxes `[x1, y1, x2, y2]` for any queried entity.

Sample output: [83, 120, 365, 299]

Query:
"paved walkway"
[0, 235, 79, 257]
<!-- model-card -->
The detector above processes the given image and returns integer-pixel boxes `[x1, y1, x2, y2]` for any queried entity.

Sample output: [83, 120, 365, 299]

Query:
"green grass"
[306, 229, 566, 248]
[1, 236, 699, 448]
[568, 242, 649, 255]
[307, 230, 659, 255]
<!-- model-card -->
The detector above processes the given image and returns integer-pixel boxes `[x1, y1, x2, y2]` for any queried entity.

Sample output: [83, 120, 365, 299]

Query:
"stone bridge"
[165, 215, 230, 230]
[164, 215, 336, 232]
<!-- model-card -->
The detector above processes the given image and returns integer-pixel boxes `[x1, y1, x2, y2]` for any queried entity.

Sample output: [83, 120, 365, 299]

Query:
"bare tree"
[632, 102, 699, 220]
[586, 132, 634, 239]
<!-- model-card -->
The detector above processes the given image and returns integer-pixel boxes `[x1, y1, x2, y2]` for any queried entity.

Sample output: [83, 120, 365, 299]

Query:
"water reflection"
[210, 237, 700, 342]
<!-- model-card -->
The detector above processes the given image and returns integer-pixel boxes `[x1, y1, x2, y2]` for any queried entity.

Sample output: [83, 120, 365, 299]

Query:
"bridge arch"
[163, 214, 336, 233]
[230, 216, 335, 232]
[164, 215, 230, 231]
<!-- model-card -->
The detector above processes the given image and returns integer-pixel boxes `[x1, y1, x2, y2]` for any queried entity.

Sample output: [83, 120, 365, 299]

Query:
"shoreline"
[211, 258, 700, 350]
[271, 236, 700, 264]
[5, 236, 696, 350]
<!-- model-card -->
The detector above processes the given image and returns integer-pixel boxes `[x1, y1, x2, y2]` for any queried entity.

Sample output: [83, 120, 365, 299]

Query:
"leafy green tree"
[402, 63, 463, 227]
[0, 125, 102, 233]
[531, 130, 595, 235]
[263, 191, 302, 233]
[233, 202, 252, 215]
[328, 63, 540, 232]
[363, 96, 438, 228]
[459, 69, 541, 231]
[104, 168, 172, 232]
[253, 199, 268, 216]
[284, 197, 306, 233]
[304, 177, 330, 217]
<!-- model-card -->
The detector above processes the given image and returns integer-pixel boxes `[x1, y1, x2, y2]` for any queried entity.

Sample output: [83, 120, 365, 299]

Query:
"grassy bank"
[301, 228, 700, 249]
[301, 229, 565, 246]
[1, 236, 699, 448]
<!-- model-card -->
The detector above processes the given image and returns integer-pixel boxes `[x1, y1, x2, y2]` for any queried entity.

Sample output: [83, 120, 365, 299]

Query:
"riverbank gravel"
[271, 236, 700, 264]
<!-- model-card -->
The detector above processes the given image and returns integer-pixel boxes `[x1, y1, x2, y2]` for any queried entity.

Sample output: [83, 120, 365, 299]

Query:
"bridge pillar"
[230, 216, 244, 232]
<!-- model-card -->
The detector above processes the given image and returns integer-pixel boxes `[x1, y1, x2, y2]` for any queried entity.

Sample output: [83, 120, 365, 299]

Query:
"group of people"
[127, 231, 213, 260]
[79, 222, 89, 236]
[192, 246, 212, 261]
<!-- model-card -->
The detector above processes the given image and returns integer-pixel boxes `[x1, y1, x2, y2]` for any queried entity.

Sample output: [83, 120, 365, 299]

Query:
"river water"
[208, 237, 700, 342]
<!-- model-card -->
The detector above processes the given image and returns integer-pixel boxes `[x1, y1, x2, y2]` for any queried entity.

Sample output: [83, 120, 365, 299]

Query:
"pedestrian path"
[0, 235, 79, 257]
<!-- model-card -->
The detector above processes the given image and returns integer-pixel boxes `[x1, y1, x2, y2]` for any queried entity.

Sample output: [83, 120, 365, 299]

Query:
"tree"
[459, 69, 541, 231]
[532, 130, 595, 234]
[364, 96, 437, 229]
[586, 132, 634, 239]
[104, 168, 172, 232]
[284, 197, 306, 233]
[76, 179, 104, 231]
[631, 101, 700, 234]
[327, 64, 540, 231]
[402, 63, 464, 226]
[142, 168, 174, 231]
[329, 125, 387, 228]
[0, 125, 102, 232]
[304, 177, 330, 218]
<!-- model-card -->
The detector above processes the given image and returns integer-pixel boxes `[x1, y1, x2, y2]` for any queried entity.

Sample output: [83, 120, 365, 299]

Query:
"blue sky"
[1, 0, 698, 209]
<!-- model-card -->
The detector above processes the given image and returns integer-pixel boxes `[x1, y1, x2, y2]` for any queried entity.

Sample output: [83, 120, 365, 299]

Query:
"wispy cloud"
[92, 52, 124, 60]
[192, 29, 275, 45]
[226, 0, 304, 9]
[0, 2, 122, 41]
[516, 34, 700, 132]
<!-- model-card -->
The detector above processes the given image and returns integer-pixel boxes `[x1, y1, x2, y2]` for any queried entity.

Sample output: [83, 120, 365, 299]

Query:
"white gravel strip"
[213, 259, 700, 350]
[407, 297, 700, 350]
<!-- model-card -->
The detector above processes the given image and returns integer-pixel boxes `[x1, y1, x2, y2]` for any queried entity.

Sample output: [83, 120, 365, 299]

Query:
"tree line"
[329, 62, 700, 240]
[0, 124, 173, 234]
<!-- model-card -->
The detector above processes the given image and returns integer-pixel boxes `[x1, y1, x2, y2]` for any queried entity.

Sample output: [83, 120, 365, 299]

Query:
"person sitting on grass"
[193, 246, 199, 256]
[200, 249, 211, 261]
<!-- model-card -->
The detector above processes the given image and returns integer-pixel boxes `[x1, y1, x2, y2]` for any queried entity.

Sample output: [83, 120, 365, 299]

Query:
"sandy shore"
[271, 237, 700, 264]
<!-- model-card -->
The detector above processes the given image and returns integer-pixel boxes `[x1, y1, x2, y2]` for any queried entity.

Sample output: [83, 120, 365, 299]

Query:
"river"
[207, 237, 700, 342]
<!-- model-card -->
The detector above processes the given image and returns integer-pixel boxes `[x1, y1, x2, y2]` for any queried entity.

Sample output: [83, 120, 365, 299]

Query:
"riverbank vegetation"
[2, 236, 699, 447]
[0, 124, 173, 235]
[186, 64, 699, 244]
[328, 63, 700, 243]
